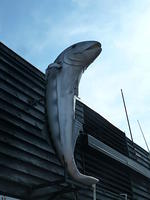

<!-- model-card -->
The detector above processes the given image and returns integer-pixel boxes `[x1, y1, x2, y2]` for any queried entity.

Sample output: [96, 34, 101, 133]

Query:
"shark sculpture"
[45, 41, 102, 186]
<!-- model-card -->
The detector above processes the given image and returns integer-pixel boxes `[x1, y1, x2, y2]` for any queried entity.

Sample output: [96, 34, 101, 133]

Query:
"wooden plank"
[0, 119, 53, 153]
[0, 110, 43, 139]
[0, 178, 28, 199]
[0, 142, 64, 176]
[0, 90, 44, 121]
[0, 66, 44, 99]
[0, 80, 44, 113]
[0, 99, 43, 129]
[0, 43, 45, 84]
[0, 154, 61, 184]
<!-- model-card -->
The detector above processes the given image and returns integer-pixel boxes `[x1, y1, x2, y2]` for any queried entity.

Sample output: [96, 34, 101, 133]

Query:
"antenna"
[121, 89, 134, 143]
[137, 120, 150, 153]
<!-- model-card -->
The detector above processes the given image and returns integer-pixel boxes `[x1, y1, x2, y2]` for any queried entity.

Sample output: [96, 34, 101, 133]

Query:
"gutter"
[88, 135, 150, 179]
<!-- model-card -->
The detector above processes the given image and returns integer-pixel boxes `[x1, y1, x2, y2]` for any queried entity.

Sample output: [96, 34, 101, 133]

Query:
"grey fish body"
[45, 41, 102, 185]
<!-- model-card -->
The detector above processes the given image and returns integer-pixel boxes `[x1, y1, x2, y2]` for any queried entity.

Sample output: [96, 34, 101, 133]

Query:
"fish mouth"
[86, 42, 101, 51]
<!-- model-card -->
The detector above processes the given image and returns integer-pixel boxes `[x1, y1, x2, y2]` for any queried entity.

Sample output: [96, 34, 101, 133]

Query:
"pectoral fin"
[46, 63, 62, 79]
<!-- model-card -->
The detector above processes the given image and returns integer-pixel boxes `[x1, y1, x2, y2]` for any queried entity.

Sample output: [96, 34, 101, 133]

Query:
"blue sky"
[1, 0, 150, 151]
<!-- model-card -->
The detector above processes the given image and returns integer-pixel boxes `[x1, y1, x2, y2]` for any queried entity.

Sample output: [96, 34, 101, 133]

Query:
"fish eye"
[72, 44, 76, 48]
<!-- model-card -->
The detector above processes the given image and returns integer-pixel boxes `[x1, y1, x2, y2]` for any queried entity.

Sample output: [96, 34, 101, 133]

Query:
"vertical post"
[137, 120, 150, 153]
[121, 89, 134, 143]
[92, 184, 96, 200]
[120, 193, 128, 200]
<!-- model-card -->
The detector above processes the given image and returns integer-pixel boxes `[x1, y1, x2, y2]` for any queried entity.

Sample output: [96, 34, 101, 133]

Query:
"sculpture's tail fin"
[64, 149, 99, 186]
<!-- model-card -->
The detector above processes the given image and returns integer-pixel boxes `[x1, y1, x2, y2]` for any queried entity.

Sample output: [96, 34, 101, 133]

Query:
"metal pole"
[121, 89, 134, 143]
[137, 120, 150, 153]
[120, 193, 128, 200]
[92, 184, 96, 200]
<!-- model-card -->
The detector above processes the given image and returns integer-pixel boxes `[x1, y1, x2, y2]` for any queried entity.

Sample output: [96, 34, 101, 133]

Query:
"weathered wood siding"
[0, 42, 64, 199]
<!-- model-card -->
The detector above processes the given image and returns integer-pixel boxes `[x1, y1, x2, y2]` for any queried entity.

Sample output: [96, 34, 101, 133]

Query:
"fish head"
[55, 41, 102, 70]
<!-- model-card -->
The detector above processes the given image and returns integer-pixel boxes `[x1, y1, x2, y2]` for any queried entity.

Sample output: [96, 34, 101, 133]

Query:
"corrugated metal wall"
[0, 42, 150, 200]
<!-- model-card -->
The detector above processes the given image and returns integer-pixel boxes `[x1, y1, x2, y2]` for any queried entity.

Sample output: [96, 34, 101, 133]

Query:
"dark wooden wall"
[83, 104, 129, 156]
[0, 42, 150, 200]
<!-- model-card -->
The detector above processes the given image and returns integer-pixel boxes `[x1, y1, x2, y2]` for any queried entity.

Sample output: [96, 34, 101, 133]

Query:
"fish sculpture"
[45, 41, 102, 186]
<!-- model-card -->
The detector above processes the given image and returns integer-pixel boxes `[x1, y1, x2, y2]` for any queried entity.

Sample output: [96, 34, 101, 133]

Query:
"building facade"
[0, 42, 150, 199]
